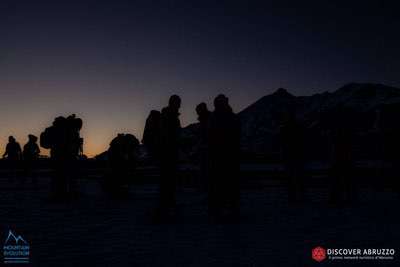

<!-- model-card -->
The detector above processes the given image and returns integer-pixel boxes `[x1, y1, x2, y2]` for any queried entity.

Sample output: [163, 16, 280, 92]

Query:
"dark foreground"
[1, 172, 399, 267]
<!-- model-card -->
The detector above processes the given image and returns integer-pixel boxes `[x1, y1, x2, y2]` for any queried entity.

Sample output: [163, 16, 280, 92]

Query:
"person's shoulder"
[160, 107, 169, 120]
[209, 112, 218, 122]
[234, 114, 241, 126]
[227, 111, 238, 121]
[161, 106, 169, 114]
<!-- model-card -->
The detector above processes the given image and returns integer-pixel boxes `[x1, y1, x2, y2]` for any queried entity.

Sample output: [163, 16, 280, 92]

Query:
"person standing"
[23, 134, 40, 185]
[329, 125, 355, 205]
[142, 110, 161, 164]
[40, 114, 83, 200]
[3, 136, 22, 181]
[3, 136, 22, 160]
[195, 102, 211, 191]
[279, 111, 306, 203]
[208, 94, 241, 221]
[156, 95, 182, 220]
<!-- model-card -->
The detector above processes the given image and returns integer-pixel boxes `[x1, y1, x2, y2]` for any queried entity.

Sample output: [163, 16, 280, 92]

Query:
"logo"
[311, 246, 395, 262]
[3, 230, 30, 264]
[312, 246, 327, 262]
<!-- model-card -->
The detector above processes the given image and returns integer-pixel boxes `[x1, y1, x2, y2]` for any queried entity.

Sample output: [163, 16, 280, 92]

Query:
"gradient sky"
[1, 1, 399, 157]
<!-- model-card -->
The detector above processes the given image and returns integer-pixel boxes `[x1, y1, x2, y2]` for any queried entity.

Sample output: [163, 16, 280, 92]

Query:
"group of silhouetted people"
[5, 93, 400, 222]
[142, 94, 241, 221]
[278, 108, 359, 206]
[0, 93, 241, 221]
[3, 135, 40, 184]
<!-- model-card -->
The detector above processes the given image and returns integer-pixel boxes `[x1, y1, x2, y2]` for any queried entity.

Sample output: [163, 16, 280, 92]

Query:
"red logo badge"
[312, 247, 326, 262]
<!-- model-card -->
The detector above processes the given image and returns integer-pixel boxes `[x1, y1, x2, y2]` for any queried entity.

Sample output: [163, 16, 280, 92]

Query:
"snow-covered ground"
[0, 175, 399, 266]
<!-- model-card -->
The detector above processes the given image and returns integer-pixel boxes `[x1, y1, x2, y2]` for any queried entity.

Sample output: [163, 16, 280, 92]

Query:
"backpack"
[40, 127, 54, 149]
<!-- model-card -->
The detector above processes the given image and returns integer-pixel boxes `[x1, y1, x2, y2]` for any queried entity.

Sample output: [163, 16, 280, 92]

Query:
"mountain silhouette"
[179, 83, 400, 159]
[5, 230, 28, 245]
[94, 83, 400, 160]
[239, 83, 400, 156]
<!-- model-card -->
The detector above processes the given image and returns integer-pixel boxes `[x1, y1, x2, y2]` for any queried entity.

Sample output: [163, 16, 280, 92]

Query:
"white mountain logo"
[4, 230, 27, 245]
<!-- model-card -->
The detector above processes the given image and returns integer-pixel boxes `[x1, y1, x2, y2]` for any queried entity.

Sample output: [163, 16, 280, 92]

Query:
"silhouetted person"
[196, 102, 211, 191]
[3, 136, 22, 180]
[383, 127, 400, 198]
[372, 108, 385, 192]
[106, 133, 139, 197]
[155, 95, 182, 220]
[3, 136, 22, 160]
[23, 134, 40, 185]
[208, 94, 241, 220]
[279, 111, 306, 203]
[329, 125, 356, 205]
[142, 110, 161, 163]
[40, 114, 83, 199]
[377, 105, 400, 198]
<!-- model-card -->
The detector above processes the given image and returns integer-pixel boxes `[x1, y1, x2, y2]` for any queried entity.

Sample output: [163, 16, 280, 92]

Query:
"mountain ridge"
[237, 83, 400, 156]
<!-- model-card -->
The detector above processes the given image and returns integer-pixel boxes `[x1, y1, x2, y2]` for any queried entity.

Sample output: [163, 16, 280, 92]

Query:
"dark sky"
[1, 1, 399, 156]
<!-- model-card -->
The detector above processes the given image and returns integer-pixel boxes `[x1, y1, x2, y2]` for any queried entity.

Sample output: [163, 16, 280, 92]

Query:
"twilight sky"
[1, 1, 399, 157]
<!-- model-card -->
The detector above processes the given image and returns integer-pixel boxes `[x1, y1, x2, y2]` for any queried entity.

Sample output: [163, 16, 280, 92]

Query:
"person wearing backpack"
[40, 114, 83, 200]
[105, 133, 139, 197]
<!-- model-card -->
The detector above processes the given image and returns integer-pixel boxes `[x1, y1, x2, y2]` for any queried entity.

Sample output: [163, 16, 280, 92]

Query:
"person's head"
[168, 95, 181, 111]
[28, 134, 38, 143]
[53, 116, 66, 127]
[8, 136, 15, 143]
[67, 114, 82, 131]
[196, 102, 209, 116]
[213, 94, 231, 112]
[150, 110, 160, 117]
[125, 134, 139, 147]
[67, 114, 76, 120]
[149, 110, 161, 121]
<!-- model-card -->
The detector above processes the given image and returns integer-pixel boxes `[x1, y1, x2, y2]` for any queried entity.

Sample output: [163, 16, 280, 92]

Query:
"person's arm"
[3, 144, 9, 158]
[17, 144, 22, 160]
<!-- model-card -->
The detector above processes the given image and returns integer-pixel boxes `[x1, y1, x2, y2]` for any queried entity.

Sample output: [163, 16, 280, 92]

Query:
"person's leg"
[51, 163, 66, 199]
[329, 166, 341, 205]
[295, 164, 306, 202]
[287, 165, 297, 203]
[208, 169, 221, 218]
[30, 160, 38, 187]
[70, 161, 80, 198]
[229, 174, 241, 218]
[157, 161, 173, 218]
[165, 164, 177, 210]
[345, 165, 357, 203]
